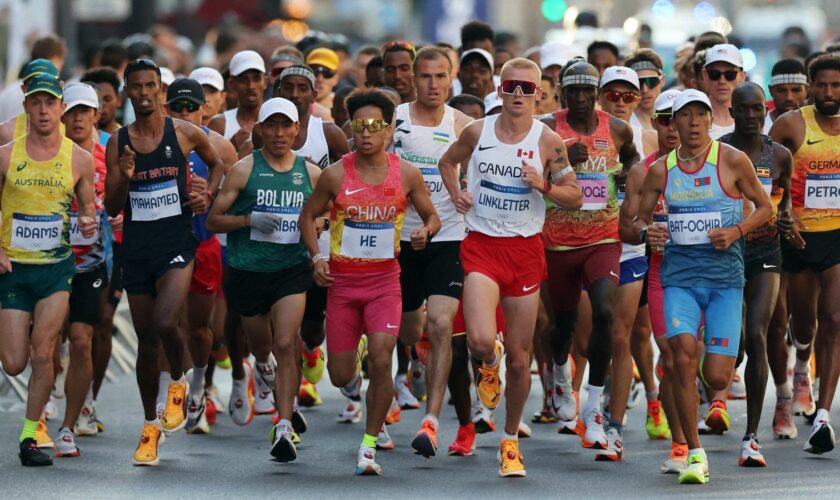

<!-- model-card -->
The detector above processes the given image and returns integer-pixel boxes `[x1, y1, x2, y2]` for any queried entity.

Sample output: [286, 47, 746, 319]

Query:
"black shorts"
[122, 247, 196, 296]
[69, 266, 108, 326]
[108, 242, 123, 306]
[225, 262, 312, 317]
[303, 281, 328, 322]
[745, 243, 783, 281]
[639, 270, 649, 308]
[782, 229, 840, 274]
[398, 240, 463, 312]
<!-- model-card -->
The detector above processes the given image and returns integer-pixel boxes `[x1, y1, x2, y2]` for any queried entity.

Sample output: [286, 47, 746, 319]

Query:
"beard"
[814, 98, 840, 117]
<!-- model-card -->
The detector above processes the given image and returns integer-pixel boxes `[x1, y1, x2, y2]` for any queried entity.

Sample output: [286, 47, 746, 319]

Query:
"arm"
[404, 161, 441, 250]
[204, 157, 253, 234]
[299, 163, 341, 286]
[439, 120, 481, 213]
[207, 114, 225, 136]
[453, 109, 474, 136]
[238, 139, 254, 160]
[769, 110, 804, 155]
[209, 131, 239, 176]
[612, 116, 641, 173]
[619, 161, 646, 243]
[72, 147, 98, 238]
[772, 143, 804, 249]
[305, 161, 328, 234]
[630, 159, 668, 246]
[0, 145, 12, 272]
[533, 128, 582, 209]
[182, 120, 225, 197]
[104, 133, 134, 217]
[324, 123, 351, 163]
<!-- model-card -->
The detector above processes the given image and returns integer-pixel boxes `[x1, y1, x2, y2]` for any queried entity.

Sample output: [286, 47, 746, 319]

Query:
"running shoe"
[704, 400, 730, 435]
[36, 419, 53, 448]
[213, 345, 231, 369]
[728, 372, 747, 400]
[229, 363, 255, 426]
[19, 438, 52, 467]
[298, 379, 322, 407]
[556, 418, 579, 436]
[186, 410, 210, 435]
[448, 423, 476, 456]
[253, 356, 277, 415]
[133, 422, 164, 466]
[739, 434, 766, 467]
[160, 378, 189, 433]
[472, 400, 496, 434]
[355, 446, 381, 476]
[772, 396, 798, 439]
[645, 400, 671, 440]
[340, 372, 362, 400]
[548, 381, 578, 421]
[205, 385, 225, 413]
[269, 424, 297, 463]
[411, 420, 437, 457]
[186, 393, 207, 432]
[793, 371, 816, 416]
[409, 358, 427, 401]
[477, 340, 504, 410]
[594, 428, 623, 461]
[531, 407, 559, 424]
[517, 421, 532, 438]
[89, 402, 104, 433]
[75, 400, 99, 437]
[414, 335, 431, 365]
[498, 439, 526, 477]
[627, 382, 643, 409]
[678, 453, 709, 484]
[337, 399, 363, 424]
[661, 442, 688, 474]
[581, 410, 608, 450]
[377, 425, 395, 450]
[395, 374, 420, 409]
[301, 346, 325, 385]
[292, 405, 308, 435]
[44, 395, 59, 421]
[54, 427, 80, 458]
[385, 398, 401, 425]
[804, 418, 835, 455]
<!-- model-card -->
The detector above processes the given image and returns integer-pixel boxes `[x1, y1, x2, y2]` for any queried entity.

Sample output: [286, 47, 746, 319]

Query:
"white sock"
[688, 447, 705, 457]
[422, 414, 439, 428]
[553, 360, 571, 385]
[395, 373, 408, 386]
[583, 385, 604, 417]
[85, 384, 94, 402]
[815, 408, 830, 425]
[145, 418, 160, 426]
[190, 366, 207, 397]
[776, 382, 793, 399]
[485, 350, 500, 368]
[157, 371, 171, 406]
[278, 418, 292, 429]
[502, 432, 518, 442]
[794, 358, 810, 374]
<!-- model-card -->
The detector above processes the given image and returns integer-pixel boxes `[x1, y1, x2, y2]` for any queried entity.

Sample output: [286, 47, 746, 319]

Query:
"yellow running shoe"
[133, 423, 165, 466]
[678, 453, 709, 484]
[704, 400, 730, 435]
[161, 378, 189, 433]
[477, 340, 504, 410]
[298, 380, 322, 407]
[645, 400, 671, 440]
[301, 346, 325, 384]
[36, 419, 54, 449]
[498, 438, 526, 477]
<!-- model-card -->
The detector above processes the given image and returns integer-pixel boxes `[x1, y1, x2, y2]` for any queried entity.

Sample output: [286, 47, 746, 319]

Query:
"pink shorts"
[326, 268, 402, 353]
[647, 253, 665, 338]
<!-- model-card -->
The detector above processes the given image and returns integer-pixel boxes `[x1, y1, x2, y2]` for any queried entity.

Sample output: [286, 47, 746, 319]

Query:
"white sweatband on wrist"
[552, 166, 573, 182]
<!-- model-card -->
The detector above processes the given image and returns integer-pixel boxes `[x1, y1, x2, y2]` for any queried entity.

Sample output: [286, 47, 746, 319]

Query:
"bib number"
[249, 206, 301, 244]
[129, 180, 182, 221]
[70, 211, 100, 246]
[668, 205, 722, 245]
[577, 173, 608, 210]
[475, 180, 533, 222]
[11, 213, 63, 251]
[805, 173, 840, 209]
[339, 220, 394, 259]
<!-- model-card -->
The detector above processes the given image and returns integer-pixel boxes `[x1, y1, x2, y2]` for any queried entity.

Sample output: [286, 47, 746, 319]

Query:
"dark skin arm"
[324, 122, 351, 163]
[175, 119, 225, 214]
[610, 115, 641, 187]
[771, 142, 803, 248]
[207, 113, 226, 137]
[104, 134, 133, 217]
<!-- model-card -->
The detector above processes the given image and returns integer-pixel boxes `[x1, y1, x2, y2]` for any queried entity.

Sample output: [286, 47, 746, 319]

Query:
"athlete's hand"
[313, 260, 334, 287]
[567, 141, 589, 166]
[249, 212, 282, 233]
[184, 191, 209, 214]
[231, 128, 251, 150]
[410, 228, 429, 250]
[119, 145, 136, 180]
[79, 215, 97, 239]
[709, 226, 740, 251]
[778, 212, 807, 250]
[190, 173, 207, 196]
[647, 223, 670, 251]
[521, 161, 543, 189]
[0, 251, 12, 274]
[454, 190, 473, 214]
[108, 214, 124, 233]
[315, 217, 326, 237]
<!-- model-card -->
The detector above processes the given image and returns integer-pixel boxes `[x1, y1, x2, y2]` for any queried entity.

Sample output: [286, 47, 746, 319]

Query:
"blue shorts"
[664, 286, 742, 357]
[619, 256, 648, 286]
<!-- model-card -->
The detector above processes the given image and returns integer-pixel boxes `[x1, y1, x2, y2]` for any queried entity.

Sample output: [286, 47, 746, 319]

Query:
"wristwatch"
[639, 226, 649, 244]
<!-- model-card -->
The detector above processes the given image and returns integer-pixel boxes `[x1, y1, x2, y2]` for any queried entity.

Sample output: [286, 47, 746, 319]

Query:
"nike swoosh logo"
[386, 323, 398, 329]
[395, 128, 411, 134]
[478, 145, 496, 151]
[344, 188, 366, 196]
[522, 283, 539, 292]
[807, 139, 824, 145]
[762, 263, 777, 269]
[632, 271, 646, 278]
[610, 271, 619, 278]
[449, 281, 463, 287]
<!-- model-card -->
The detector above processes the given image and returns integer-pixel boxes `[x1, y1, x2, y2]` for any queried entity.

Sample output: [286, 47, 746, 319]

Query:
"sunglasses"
[639, 76, 661, 89]
[706, 69, 739, 81]
[168, 100, 201, 113]
[350, 118, 390, 133]
[382, 40, 417, 58]
[500, 80, 537, 96]
[311, 66, 336, 79]
[653, 112, 673, 127]
[604, 91, 640, 104]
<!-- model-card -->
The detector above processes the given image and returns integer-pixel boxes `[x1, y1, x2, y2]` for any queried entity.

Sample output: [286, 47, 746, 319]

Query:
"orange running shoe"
[498, 439, 526, 477]
[411, 419, 438, 457]
[477, 340, 504, 410]
[133, 422, 165, 466]
[704, 400, 730, 435]
[448, 423, 476, 456]
[385, 398, 401, 425]
[160, 378, 189, 433]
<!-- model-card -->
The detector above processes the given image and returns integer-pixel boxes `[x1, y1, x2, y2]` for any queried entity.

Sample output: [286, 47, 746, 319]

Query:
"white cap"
[63, 83, 99, 112]
[460, 48, 494, 70]
[540, 41, 582, 69]
[258, 97, 298, 123]
[189, 67, 225, 91]
[704, 44, 743, 68]
[654, 89, 681, 112]
[160, 67, 175, 86]
[672, 89, 712, 112]
[600, 66, 639, 90]
[230, 50, 266, 76]
[483, 91, 503, 113]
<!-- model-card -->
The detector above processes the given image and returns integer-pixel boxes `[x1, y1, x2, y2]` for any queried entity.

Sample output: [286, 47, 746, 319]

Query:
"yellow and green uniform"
[12, 112, 65, 140]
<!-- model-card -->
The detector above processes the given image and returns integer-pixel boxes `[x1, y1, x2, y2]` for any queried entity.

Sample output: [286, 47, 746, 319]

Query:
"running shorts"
[460, 232, 545, 298]
[664, 286, 742, 357]
[326, 268, 401, 353]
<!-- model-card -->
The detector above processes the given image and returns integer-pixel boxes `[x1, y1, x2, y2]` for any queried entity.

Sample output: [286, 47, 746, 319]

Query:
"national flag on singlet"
[433, 132, 450, 143]
[694, 177, 711, 187]
[594, 139, 609, 149]
[517, 148, 533, 159]
[756, 168, 770, 177]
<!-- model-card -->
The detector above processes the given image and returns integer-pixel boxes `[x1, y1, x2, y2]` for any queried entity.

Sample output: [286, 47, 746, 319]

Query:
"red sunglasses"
[500, 80, 537, 96]
[604, 91, 640, 104]
[653, 112, 673, 127]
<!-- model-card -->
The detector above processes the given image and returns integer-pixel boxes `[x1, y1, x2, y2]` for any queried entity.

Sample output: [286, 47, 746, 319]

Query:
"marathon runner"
[0, 75, 97, 466]
[209, 50, 267, 151]
[439, 57, 582, 477]
[382, 41, 417, 104]
[701, 44, 745, 139]
[764, 59, 809, 133]
[625, 49, 666, 133]
[189, 67, 228, 127]
[80, 67, 123, 144]
[0, 59, 61, 144]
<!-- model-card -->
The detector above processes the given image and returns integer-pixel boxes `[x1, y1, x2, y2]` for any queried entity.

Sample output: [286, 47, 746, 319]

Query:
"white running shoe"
[772, 396, 798, 440]
[594, 427, 624, 461]
[186, 394, 208, 433]
[355, 446, 381, 476]
[44, 396, 59, 421]
[75, 400, 98, 437]
[738, 434, 766, 466]
[793, 371, 817, 416]
[409, 358, 427, 401]
[340, 373, 362, 400]
[728, 371, 747, 400]
[337, 399, 363, 424]
[548, 381, 577, 421]
[581, 409, 608, 450]
[377, 425, 394, 450]
[804, 418, 836, 455]
[395, 374, 420, 409]
[270, 424, 297, 463]
[228, 363, 255, 426]
[253, 357, 277, 415]
[55, 427, 80, 457]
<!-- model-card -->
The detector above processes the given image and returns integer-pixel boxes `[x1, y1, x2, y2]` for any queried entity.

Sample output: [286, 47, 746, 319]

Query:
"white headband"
[562, 74, 600, 88]
[770, 74, 807, 86]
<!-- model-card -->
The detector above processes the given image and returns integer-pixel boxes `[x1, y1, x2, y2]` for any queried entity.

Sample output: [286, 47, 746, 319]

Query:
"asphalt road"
[1, 363, 837, 499]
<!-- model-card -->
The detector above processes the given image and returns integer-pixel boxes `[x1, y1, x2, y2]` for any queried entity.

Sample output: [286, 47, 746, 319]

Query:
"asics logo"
[15, 161, 26, 171]
[522, 283, 539, 292]
[93, 279, 103, 288]
[345, 187, 366, 196]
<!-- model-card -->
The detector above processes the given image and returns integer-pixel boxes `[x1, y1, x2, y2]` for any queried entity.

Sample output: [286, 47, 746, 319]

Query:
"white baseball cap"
[460, 48, 494, 70]
[600, 66, 640, 90]
[258, 97, 299, 123]
[540, 41, 582, 69]
[704, 44, 743, 68]
[160, 67, 175, 86]
[230, 50, 266, 76]
[483, 92, 503, 113]
[654, 89, 681, 112]
[672, 88, 712, 112]
[189, 67, 225, 91]
[63, 83, 100, 112]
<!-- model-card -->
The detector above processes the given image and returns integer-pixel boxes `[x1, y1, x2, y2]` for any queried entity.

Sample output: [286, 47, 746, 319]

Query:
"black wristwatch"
[639, 226, 649, 245]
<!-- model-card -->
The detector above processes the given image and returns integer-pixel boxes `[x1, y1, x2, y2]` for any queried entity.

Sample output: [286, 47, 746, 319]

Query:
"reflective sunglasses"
[382, 40, 417, 58]
[639, 76, 661, 89]
[350, 118, 390, 133]
[311, 66, 336, 79]
[168, 100, 201, 113]
[500, 80, 537, 96]
[706, 69, 739, 81]
[604, 91, 640, 104]
[653, 112, 673, 127]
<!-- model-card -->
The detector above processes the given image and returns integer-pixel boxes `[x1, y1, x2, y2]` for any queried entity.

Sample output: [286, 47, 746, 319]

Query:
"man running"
[300, 88, 439, 475]
[382, 41, 417, 104]
[439, 57, 582, 477]
[189, 67, 227, 127]
[80, 67, 123, 143]
[770, 54, 840, 455]
[701, 44, 745, 139]
[457, 49, 495, 100]
[633, 89, 772, 484]
[209, 50, 267, 151]
[764, 59, 808, 133]
[104, 58, 224, 466]
[0, 75, 96, 466]
[0, 59, 61, 144]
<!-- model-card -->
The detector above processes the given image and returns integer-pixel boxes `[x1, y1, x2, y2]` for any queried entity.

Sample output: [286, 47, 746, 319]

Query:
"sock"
[688, 447, 705, 457]
[776, 382, 793, 399]
[157, 371, 172, 407]
[645, 390, 659, 402]
[815, 408, 830, 424]
[190, 366, 207, 397]
[553, 360, 571, 385]
[608, 420, 623, 433]
[422, 414, 439, 428]
[502, 432, 518, 442]
[19, 418, 39, 443]
[794, 358, 809, 374]
[232, 378, 246, 394]
[85, 384, 94, 402]
[145, 418, 160, 427]
[278, 418, 292, 429]
[361, 433, 377, 449]
[583, 385, 604, 416]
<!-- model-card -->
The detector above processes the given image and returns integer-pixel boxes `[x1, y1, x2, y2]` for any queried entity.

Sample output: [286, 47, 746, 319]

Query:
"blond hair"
[500, 57, 542, 82]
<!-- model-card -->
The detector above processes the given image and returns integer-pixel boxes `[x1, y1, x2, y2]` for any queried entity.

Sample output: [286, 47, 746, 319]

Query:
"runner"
[382, 41, 417, 104]
[632, 89, 772, 484]
[719, 82, 794, 465]
[598, 66, 656, 156]
[539, 61, 639, 459]
[457, 49, 495, 100]
[80, 67, 123, 142]
[770, 54, 840, 455]
[189, 67, 227, 127]
[701, 44, 745, 139]
[624, 49, 666, 133]
[0, 59, 61, 144]
[439, 57, 582, 477]
[306, 48, 341, 113]
[207, 97, 321, 463]
[104, 58, 224, 466]
[0, 75, 97, 466]
[299, 87, 440, 475]
[209, 50, 267, 151]
[764, 59, 808, 133]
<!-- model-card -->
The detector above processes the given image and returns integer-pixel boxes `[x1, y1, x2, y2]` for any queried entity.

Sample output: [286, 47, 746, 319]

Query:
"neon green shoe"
[678, 453, 709, 484]
[301, 346, 325, 384]
[645, 400, 671, 440]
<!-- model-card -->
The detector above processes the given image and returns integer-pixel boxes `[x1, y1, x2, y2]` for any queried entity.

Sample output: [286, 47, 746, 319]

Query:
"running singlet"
[660, 141, 744, 288]
[330, 152, 406, 272]
[789, 105, 840, 232]
[189, 126, 214, 242]
[12, 113, 65, 140]
[544, 109, 620, 249]
[394, 103, 465, 242]
[118, 117, 196, 258]
[1, 135, 74, 264]
[464, 114, 545, 238]
[620, 151, 663, 263]
[226, 151, 311, 272]
[293, 116, 330, 168]
[71, 143, 106, 272]
[222, 108, 241, 140]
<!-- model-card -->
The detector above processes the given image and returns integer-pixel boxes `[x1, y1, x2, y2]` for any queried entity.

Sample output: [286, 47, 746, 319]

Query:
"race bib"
[668, 205, 722, 245]
[70, 211, 100, 246]
[805, 173, 840, 209]
[475, 180, 533, 222]
[758, 172, 772, 197]
[339, 219, 395, 259]
[317, 230, 331, 260]
[11, 213, 62, 251]
[420, 167, 445, 200]
[249, 206, 301, 244]
[577, 173, 608, 210]
[129, 180, 182, 221]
